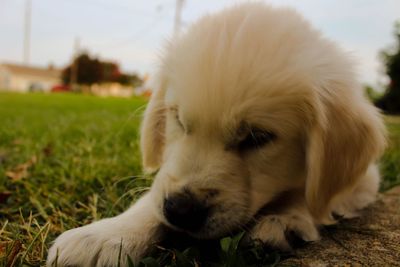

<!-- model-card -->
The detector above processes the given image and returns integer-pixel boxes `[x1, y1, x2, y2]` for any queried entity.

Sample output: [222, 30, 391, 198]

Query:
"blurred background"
[0, 0, 400, 98]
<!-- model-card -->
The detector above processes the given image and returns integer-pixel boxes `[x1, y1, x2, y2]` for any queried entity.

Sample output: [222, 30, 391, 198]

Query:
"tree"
[62, 53, 103, 85]
[376, 22, 400, 113]
[62, 52, 143, 87]
[100, 62, 143, 86]
[117, 73, 143, 87]
[101, 62, 121, 83]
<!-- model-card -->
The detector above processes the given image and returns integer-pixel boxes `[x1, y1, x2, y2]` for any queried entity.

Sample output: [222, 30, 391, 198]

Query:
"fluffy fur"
[47, 3, 386, 266]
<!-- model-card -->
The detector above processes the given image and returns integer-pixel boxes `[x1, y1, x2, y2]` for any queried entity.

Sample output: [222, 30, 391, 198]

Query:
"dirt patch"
[279, 186, 400, 267]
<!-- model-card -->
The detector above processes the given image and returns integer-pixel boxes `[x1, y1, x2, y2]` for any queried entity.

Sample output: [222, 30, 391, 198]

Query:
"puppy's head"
[140, 3, 386, 238]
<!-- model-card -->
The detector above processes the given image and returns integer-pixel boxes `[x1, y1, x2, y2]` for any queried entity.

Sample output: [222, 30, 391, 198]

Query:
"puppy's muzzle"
[163, 190, 209, 232]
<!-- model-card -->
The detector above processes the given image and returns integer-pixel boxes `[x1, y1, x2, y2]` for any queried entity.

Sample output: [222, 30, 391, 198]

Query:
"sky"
[1, 0, 399, 89]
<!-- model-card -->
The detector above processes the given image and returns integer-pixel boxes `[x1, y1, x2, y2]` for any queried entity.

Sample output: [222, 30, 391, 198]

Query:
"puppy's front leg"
[47, 193, 163, 267]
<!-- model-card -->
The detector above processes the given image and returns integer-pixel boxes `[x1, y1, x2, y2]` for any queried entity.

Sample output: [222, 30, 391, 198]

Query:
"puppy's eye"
[169, 107, 185, 131]
[238, 129, 276, 151]
[175, 114, 185, 130]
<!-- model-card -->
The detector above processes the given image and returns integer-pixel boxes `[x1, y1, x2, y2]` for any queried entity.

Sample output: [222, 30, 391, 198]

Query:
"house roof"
[1, 63, 61, 80]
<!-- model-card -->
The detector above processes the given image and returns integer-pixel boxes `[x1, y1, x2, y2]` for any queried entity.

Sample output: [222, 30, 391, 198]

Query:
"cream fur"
[47, 3, 386, 266]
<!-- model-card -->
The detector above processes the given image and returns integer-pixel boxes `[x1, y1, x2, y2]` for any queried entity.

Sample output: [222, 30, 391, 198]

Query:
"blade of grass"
[20, 222, 49, 265]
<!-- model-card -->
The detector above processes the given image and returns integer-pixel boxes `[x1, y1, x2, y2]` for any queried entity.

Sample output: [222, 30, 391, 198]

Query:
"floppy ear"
[306, 86, 386, 223]
[140, 76, 167, 172]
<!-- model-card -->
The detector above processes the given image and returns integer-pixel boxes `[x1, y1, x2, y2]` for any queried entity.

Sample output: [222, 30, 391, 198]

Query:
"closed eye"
[238, 128, 276, 151]
[168, 106, 185, 131]
[175, 113, 185, 130]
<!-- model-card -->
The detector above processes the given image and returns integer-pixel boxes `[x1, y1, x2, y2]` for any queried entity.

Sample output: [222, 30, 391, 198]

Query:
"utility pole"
[23, 0, 31, 64]
[173, 0, 185, 39]
[70, 37, 80, 91]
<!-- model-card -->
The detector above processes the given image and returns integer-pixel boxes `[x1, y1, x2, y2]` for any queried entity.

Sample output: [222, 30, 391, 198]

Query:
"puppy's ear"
[306, 85, 386, 223]
[140, 76, 167, 172]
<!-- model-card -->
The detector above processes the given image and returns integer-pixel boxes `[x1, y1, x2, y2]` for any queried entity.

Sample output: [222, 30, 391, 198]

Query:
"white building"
[0, 63, 61, 92]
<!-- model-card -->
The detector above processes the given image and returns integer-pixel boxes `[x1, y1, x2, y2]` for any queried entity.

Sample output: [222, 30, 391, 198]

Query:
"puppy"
[47, 3, 386, 266]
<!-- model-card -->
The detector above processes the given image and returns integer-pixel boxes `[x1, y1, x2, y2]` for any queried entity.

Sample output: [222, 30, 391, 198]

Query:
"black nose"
[163, 191, 209, 232]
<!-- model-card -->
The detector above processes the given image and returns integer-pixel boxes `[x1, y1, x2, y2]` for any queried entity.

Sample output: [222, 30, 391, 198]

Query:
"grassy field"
[380, 115, 400, 191]
[0, 92, 399, 267]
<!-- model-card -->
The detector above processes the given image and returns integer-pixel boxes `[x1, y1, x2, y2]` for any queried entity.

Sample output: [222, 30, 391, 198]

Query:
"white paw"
[47, 220, 150, 267]
[247, 214, 320, 250]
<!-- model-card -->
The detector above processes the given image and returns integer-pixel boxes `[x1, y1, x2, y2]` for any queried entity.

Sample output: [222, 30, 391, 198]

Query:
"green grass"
[380, 115, 400, 191]
[0, 92, 150, 266]
[0, 92, 399, 266]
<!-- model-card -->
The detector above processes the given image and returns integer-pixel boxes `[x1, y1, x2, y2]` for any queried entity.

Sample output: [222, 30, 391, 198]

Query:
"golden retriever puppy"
[47, 3, 386, 266]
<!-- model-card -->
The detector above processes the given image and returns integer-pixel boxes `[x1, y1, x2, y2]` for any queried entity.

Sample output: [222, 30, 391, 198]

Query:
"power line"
[63, 0, 174, 19]
[88, 16, 164, 49]
[61, 1, 173, 50]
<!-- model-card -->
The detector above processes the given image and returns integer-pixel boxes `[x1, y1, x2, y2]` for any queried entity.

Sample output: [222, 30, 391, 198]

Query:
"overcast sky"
[1, 0, 399, 88]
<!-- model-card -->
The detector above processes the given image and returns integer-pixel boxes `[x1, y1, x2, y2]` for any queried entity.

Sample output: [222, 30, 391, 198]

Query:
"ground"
[0, 92, 399, 266]
[279, 186, 400, 266]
